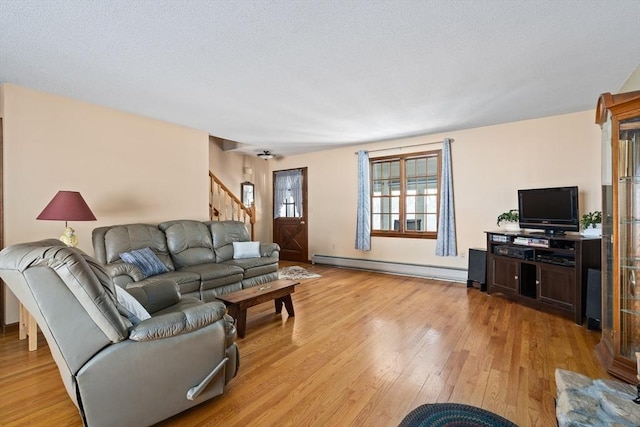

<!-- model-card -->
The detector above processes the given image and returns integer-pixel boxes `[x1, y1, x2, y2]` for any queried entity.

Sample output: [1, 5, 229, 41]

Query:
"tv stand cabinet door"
[537, 264, 576, 311]
[490, 257, 519, 295]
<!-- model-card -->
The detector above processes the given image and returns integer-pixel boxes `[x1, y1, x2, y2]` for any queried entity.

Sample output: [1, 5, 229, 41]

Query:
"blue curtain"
[436, 138, 457, 256]
[355, 150, 371, 251]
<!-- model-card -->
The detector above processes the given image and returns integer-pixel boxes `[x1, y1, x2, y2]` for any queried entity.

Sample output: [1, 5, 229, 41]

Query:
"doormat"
[278, 266, 321, 280]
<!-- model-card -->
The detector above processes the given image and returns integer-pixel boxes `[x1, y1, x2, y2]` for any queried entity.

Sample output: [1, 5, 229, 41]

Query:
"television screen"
[517, 186, 579, 234]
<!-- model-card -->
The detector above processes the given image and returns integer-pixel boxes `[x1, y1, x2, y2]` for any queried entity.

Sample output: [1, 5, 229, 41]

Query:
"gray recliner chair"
[0, 239, 239, 427]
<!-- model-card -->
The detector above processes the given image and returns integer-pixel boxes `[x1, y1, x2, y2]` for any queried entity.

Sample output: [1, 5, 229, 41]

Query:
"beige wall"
[1, 83, 210, 323]
[263, 110, 601, 270]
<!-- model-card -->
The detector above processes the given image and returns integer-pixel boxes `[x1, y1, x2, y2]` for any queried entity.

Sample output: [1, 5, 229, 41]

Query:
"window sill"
[371, 231, 437, 239]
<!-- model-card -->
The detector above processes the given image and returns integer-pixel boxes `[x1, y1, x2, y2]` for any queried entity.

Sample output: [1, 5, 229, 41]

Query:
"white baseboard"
[311, 254, 467, 283]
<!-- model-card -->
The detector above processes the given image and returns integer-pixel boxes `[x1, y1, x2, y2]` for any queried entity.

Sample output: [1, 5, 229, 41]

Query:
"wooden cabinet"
[486, 232, 601, 324]
[595, 90, 640, 384]
[491, 257, 519, 294]
[538, 263, 575, 310]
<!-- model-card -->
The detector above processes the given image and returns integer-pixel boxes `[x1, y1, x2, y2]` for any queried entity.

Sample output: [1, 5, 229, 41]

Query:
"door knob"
[300, 221, 306, 224]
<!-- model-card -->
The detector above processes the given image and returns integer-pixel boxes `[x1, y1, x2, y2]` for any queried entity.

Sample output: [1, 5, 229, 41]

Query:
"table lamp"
[36, 191, 96, 247]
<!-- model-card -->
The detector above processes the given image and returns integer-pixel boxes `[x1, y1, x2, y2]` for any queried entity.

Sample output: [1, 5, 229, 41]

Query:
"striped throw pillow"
[119, 247, 169, 279]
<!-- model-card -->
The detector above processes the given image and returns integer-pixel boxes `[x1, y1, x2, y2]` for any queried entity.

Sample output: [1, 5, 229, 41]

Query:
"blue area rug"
[399, 403, 518, 427]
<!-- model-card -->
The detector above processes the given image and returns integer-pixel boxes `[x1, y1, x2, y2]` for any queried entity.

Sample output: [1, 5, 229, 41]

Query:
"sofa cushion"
[242, 271, 279, 289]
[179, 263, 244, 300]
[126, 279, 181, 314]
[223, 255, 278, 270]
[99, 224, 175, 271]
[201, 283, 243, 302]
[119, 247, 169, 279]
[223, 256, 278, 279]
[207, 221, 251, 262]
[159, 220, 215, 268]
[128, 270, 201, 296]
[179, 263, 244, 281]
[232, 241, 260, 259]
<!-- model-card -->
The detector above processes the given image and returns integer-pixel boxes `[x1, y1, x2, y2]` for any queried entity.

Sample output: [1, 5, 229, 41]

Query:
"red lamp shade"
[37, 191, 96, 223]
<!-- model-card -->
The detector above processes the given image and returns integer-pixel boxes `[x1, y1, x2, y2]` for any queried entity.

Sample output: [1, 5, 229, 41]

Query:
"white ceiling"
[1, 1, 639, 157]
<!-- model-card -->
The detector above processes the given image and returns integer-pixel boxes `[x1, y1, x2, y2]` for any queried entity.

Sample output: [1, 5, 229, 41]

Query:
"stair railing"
[209, 171, 255, 240]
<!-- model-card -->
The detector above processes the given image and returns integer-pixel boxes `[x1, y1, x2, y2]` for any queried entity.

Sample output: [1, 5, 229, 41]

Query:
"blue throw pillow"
[119, 247, 169, 279]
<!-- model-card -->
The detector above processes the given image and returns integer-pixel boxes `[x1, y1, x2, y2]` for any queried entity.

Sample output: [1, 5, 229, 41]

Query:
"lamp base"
[60, 227, 79, 247]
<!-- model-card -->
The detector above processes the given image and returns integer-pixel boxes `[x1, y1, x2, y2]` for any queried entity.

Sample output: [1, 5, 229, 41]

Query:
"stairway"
[209, 171, 255, 240]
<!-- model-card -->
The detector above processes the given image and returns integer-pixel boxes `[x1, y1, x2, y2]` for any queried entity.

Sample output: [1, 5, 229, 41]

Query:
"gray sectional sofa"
[92, 220, 280, 301]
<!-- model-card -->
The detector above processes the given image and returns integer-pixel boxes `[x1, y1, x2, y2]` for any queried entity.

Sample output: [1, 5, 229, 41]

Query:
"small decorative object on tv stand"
[496, 209, 519, 232]
[580, 211, 602, 237]
[581, 224, 602, 237]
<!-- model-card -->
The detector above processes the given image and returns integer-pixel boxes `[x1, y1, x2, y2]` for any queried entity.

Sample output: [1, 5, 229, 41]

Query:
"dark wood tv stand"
[485, 231, 601, 324]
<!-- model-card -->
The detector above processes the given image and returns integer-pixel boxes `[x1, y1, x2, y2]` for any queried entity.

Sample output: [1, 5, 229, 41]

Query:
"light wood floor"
[0, 263, 609, 426]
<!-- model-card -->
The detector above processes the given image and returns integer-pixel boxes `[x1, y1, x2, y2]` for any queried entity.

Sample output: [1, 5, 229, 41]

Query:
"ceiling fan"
[257, 150, 275, 160]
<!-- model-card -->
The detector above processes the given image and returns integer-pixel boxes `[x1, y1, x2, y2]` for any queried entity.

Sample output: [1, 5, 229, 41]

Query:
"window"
[278, 191, 300, 217]
[274, 169, 303, 218]
[370, 150, 441, 238]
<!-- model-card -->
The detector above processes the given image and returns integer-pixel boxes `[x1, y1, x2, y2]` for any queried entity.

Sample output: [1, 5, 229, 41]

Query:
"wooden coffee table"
[217, 279, 298, 338]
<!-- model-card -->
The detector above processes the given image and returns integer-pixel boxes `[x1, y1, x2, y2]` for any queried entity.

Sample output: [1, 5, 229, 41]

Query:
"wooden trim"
[369, 149, 441, 238]
[3, 322, 18, 333]
[596, 91, 640, 125]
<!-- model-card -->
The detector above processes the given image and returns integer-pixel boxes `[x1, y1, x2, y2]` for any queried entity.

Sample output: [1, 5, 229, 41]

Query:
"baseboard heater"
[311, 254, 467, 283]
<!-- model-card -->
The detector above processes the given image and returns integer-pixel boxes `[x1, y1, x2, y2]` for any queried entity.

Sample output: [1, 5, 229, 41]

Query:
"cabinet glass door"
[618, 117, 640, 360]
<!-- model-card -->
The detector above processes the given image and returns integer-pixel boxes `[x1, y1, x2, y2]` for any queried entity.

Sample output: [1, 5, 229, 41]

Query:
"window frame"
[369, 150, 442, 239]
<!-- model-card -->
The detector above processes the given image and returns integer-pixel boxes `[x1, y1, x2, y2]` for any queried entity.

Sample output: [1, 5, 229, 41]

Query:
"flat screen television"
[517, 186, 579, 235]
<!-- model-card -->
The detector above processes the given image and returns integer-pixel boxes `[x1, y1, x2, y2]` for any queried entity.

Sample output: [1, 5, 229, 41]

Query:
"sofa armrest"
[104, 262, 144, 283]
[129, 302, 227, 341]
[260, 243, 280, 257]
[126, 280, 181, 313]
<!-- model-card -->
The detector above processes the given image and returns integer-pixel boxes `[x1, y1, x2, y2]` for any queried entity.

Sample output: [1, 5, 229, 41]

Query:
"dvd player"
[494, 245, 534, 260]
[537, 255, 575, 266]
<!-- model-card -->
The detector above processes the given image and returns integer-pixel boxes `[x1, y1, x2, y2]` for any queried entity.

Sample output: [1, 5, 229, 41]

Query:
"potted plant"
[496, 209, 520, 232]
[580, 211, 602, 236]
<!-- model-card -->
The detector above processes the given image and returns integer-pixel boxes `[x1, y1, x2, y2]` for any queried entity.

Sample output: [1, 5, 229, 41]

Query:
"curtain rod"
[354, 139, 452, 155]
